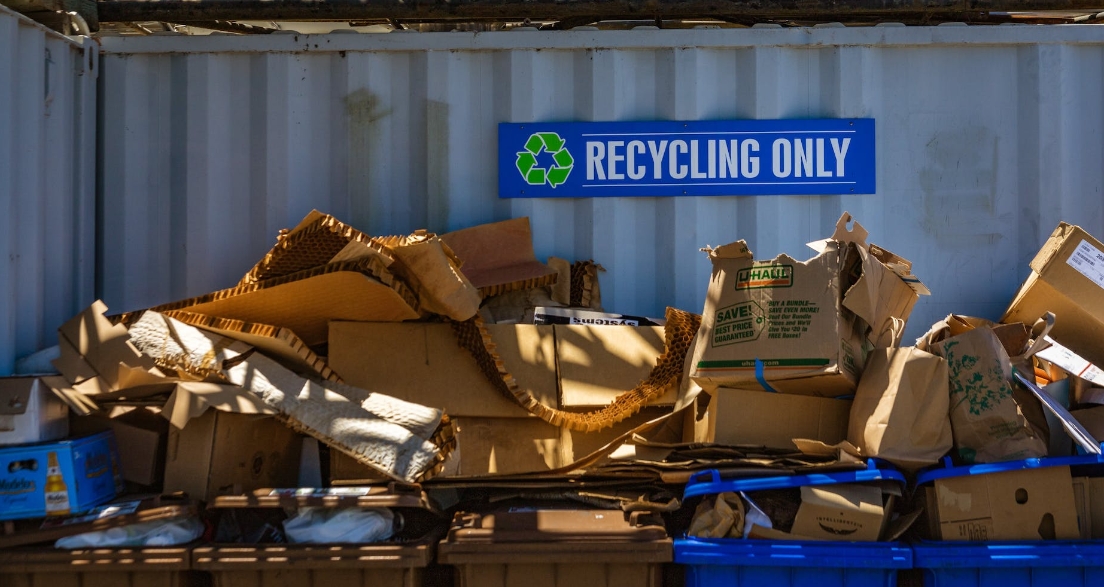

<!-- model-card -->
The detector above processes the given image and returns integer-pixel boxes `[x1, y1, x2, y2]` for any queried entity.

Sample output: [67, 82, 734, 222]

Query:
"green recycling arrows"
[516, 132, 573, 188]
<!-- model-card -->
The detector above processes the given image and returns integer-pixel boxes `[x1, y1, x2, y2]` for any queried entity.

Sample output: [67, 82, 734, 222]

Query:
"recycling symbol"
[516, 132, 574, 188]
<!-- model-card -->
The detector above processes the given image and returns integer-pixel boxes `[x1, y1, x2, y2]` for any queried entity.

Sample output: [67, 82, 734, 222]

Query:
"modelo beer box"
[0, 430, 121, 521]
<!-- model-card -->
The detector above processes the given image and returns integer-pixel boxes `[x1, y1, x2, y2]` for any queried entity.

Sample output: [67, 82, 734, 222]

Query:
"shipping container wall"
[97, 28, 1104, 341]
[0, 6, 97, 375]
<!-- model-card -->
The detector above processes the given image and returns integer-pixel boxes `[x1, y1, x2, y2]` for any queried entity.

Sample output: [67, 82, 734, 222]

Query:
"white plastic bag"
[56, 517, 204, 549]
[282, 508, 394, 544]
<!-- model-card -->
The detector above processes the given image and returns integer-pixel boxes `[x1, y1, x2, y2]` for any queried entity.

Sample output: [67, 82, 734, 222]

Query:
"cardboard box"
[1004, 222, 1104, 368]
[0, 377, 69, 446]
[163, 410, 302, 503]
[0, 431, 119, 521]
[328, 322, 558, 419]
[556, 325, 677, 408]
[927, 466, 1079, 541]
[684, 387, 850, 450]
[791, 484, 888, 541]
[1072, 406, 1104, 443]
[70, 408, 167, 487]
[689, 214, 925, 397]
[534, 307, 665, 326]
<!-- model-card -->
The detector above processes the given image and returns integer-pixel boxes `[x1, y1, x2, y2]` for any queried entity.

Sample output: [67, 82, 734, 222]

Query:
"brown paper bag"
[847, 346, 952, 470]
[918, 315, 1048, 463]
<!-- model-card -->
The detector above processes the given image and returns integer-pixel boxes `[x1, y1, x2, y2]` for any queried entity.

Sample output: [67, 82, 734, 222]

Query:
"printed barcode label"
[1067, 239, 1104, 290]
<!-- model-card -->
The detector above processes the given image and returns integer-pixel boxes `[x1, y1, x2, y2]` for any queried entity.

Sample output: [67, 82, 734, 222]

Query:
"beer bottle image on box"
[44, 451, 71, 516]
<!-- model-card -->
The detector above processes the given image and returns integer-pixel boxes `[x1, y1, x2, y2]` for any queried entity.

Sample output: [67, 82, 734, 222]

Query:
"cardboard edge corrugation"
[241, 210, 393, 285]
[152, 258, 422, 319]
[451, 308, 700, 433]
[554, 324, 678, 409]
[156, 311, 341, 383]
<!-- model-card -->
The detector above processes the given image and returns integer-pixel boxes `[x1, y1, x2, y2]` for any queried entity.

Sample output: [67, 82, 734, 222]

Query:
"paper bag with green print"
[917, 315, 1048, 464]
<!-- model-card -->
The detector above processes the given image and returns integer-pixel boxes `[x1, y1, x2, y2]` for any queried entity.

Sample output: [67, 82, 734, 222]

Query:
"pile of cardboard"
[0, 210, 709, 545]
[6, 210, 1104, 551]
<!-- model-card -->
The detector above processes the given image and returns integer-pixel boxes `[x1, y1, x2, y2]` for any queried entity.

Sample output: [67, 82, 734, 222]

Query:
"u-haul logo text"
[736, 264, 793, 289]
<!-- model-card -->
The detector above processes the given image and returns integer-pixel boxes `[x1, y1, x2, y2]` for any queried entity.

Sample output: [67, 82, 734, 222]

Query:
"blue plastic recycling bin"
[913, 451, 1104, 586]
[674, 462, 913, 587]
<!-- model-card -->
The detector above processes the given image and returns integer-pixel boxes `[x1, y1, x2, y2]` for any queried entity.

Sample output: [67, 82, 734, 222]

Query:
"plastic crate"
[0, 546, 198, 587]
[675, 462, 912, 587]
[196, 486, 446, 587]
[677, 537, 911, 587]
[438, 508, 672, 587]
[913, 541, 1104, 587]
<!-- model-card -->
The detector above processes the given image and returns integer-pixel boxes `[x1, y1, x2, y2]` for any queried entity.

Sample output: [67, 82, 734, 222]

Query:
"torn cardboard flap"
[828, 212, 870, 246]
[53, 301, 166, 391]
[841, 245, 920, 349]
[704, 241, 753, 260]
[160, 381, 277, 430]
[387, 235, 481, 321]
[441, 217, 557, 296]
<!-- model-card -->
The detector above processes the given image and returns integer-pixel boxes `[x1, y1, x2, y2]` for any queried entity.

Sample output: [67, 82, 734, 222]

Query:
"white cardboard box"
[0, 377, 69, 446]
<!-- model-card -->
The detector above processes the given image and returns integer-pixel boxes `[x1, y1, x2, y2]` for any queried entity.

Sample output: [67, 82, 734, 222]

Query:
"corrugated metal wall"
[97, 27, 1104, 342]
[0, 6, 96, 375]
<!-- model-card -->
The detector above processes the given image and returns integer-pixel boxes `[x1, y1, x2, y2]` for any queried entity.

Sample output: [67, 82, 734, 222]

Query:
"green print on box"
[735, 264, 794, 289]
[712, 299, 822, 347]
[712, 301, 765, 346]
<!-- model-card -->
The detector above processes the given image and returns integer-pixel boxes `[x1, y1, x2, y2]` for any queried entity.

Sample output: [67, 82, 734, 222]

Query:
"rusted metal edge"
[97, 0, 1104, 25]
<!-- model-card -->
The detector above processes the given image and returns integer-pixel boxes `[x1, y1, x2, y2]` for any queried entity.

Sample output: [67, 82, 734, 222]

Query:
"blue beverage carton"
[0, 430, 121, 521]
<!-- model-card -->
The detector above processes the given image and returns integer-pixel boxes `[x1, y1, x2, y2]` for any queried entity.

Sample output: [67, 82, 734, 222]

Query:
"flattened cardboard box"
[1004, 222, 1104, 368]
[328, 322, 557, 419]
[556, 325, 677, 408]
[689, 215, 924, 397]
[683, 387, 850, 450]
[331, 409, 662, 480]
[927, 466, 1079, 541]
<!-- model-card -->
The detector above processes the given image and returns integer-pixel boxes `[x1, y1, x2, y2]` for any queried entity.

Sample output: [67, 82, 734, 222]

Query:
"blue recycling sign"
[498, 119, 875, 198]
